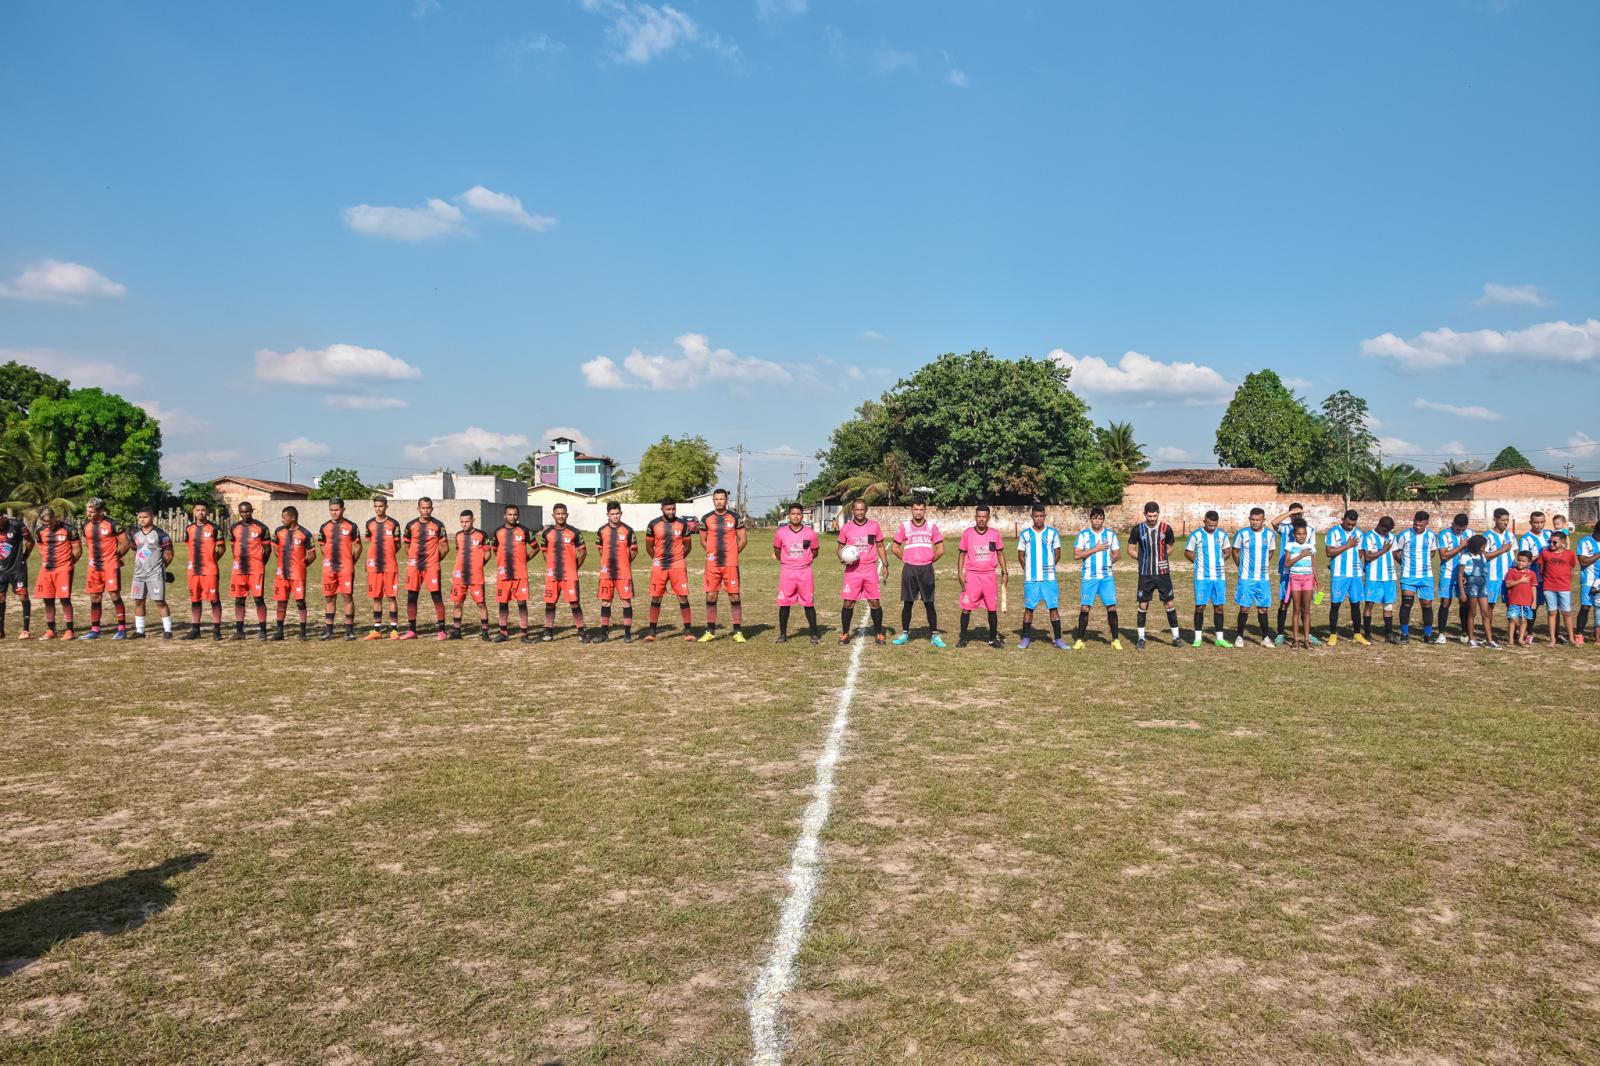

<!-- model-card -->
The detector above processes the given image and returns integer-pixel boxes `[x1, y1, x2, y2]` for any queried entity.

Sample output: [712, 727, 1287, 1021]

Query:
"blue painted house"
[534, 437, 616, 495]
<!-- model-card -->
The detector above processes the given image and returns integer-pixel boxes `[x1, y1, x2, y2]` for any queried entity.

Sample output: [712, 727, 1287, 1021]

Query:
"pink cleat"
[435, 630, 448, 640]
[398, 630, 418, 640]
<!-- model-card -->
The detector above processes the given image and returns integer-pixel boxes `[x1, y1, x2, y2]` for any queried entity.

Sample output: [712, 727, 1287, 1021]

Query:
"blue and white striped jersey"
[1579, 535, 1600, 591]
[1394, 527, 1436, 581]
[1075, 527, 1119, 580]
[1484, 528, 1515, 582]
[1438, 528, 1473, 584]
[1277, 520, 1314, 571]
[1233, 526, 1276, 581]
[1326, 524, 1362, 579]
[1185, 527, 1229, 580]
[1519, 529, 1551, 562]
[1362, 530, 1396, 583]
[1018, 525, 1061, 582]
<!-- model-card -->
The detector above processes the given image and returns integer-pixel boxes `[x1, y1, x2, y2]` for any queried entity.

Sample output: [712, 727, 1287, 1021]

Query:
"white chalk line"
[747, 634, 866, 1066]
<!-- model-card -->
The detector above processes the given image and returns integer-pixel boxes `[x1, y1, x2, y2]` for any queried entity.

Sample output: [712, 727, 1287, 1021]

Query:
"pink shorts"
[1288, 572, 1315, 593]
[960, 570, 999, 611]
[841, 569, 880, 602]
[777, 569, 814, 607]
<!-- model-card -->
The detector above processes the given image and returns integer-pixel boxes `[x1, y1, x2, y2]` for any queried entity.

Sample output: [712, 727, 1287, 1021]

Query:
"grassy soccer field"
[2, 539, 1598, 1064]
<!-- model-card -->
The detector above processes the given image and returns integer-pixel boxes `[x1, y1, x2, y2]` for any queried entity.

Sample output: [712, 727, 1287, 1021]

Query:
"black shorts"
[0, 567, 26, 592]
[900, 563, 936, 603]
[1137, 573, 1175, 603]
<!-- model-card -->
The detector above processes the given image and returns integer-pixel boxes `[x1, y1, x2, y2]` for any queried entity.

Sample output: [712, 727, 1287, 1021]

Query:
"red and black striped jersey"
[230, 518, 271, 576]
[538, 524, 583, 582]
[454, 528, 489, 585]
[36, 522, 78, 571]
[82, 517, 122, 572]
[595, 522, 634, 579]
[274, 525, 312, 581]
[365, 516, 401, 574]
[319, 517, 360, 574]
[185, 520, 221, 576]
[404, 517, 448, 574]
[646, 516, 694, 567]
[492, 523, 530, 582]
[700, 509, 744, 567]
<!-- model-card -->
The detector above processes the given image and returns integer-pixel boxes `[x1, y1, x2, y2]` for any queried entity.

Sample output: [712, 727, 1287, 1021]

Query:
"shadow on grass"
[0, 852, 210, 977]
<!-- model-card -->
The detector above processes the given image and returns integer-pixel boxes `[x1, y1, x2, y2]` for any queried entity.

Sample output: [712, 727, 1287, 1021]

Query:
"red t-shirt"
[1504, 568, 1537, 607]
[1538, 548, 1575, 590]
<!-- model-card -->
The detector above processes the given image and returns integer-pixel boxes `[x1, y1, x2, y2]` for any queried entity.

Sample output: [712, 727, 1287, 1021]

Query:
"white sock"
[135, 616, 145, 634]
[1137, 626, 1146, 638]
[1171, 626, 1180, 639]
[162, 616, 172, 633]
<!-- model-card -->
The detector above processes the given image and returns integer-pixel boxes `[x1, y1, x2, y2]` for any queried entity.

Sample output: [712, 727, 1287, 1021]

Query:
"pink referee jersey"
[773, 524, 817, 569]
[959, 526, 1004, 572]
[894, 518, 941, 566]
[837, 518, 883, 571]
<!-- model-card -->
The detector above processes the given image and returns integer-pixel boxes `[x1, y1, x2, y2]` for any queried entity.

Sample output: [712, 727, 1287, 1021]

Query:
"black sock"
[1193, 608, 1204, 633]
[1259, 613, 1272, 639]
[1165, 608, 1180, 635]
[870, 606, 883, 635]
[1363, 613, 1373, 638]
[804, 606, 818, 637]
[959, 612, 971, 641]
[1384, 615, 1393, 637]
[1076, 611, 1090, 642]
[1052, 618, 1062, 640]
[1106, 608, 1119, 638]
[841, 605, 854, 635]
[1213, 608, 1225, 636]
[1329, 603, 1341, 633]
[1022, 618, 1033, 640]
[1235, 610, 1249, 643]
[901, 602, 913, 634]
[1458, 600, 1470, 635]
[1421, 604, 1434, 633]
[1400, 598, 1413, 629]
[778, 605, 790, 637]
[1578, 605, 1591, 635]
[986, 610, 998, 640]
[1276, 603, 1289, 635]
[1136, 608, 1147, 633]
[925, 603, 938, 633]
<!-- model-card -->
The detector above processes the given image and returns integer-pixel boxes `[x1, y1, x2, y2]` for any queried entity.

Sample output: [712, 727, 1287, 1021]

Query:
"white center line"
[747, 635, 866, 1066]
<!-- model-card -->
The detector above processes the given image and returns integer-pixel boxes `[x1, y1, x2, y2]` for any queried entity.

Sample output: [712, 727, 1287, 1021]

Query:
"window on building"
[575, 462, 600, 475]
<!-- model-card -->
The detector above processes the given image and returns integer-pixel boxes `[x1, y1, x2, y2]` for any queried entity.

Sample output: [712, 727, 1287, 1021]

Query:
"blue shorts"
[1487, 579, 1504, 604]
[1583, 582, 1599, 608]
[1463, 579, 1488, 601]
[1365, 580, 1396, 605]
[1193, 578, 1227, 606]
[1399, 576, 1435, 599]
[1437, 571, 1459, 598]
[1330, 576, 1365, 604]
[1235, 578, 1271, 609]
[1079, 575, 1115, 606]
[1543, 590, 1571, 612]
[1277, 572, 1291, 603]
[1024, 580, 1059, 611]
[1507, 604, 1533, 620]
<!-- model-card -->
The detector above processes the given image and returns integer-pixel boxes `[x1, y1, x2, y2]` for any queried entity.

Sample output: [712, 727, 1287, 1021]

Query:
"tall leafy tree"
[25, 388, 163, 522]
[464, 457, 518, 479]
[0, 425, 87, 519]
[1488, 445, 1531, 470]
[832, 451, 912, 505]
[1438, 458, 1485, 476]
[803, 400, 894, 501]
[311, 467, 372, 500]
[1360, 461, 1424, 500]
[1095, 421, 1149, 475]
[1214, 371, 1321, 490]
[0, 362, 70, 425]
[1314, 389, 1378, 496]
[628, 435, 718, 503]
[176, 479, 224, 508]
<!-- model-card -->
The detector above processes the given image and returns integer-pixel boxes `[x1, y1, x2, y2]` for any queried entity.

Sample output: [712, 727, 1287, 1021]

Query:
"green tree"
[0, 361, 70, 425]
[25, 388, 164, 522]
[1095, 421, 1148, 476]
[832, 451, 912, 505]
[628, 435, 718, 503]
[1438, 458, 1485, 477]
[1313, 389, 1379, 497]
[311, 467, 372, 500]
[1214, 371, 1321, 490]
[803, 400, 894, 501]
[1360, 461, 1424, 500]
[0, 425, 87, 520]
[1488, 445, 1531, 470]
[464, 457, 519, 479]
[176, 479, 224, 508]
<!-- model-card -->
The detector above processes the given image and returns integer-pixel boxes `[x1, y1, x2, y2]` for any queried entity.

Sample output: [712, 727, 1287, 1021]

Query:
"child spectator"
[1284, 518, 1317, 649]
[1539, 531, 1577, 646]
[1457, 534, 1493, 647]
[1504, 551, 1538, 647]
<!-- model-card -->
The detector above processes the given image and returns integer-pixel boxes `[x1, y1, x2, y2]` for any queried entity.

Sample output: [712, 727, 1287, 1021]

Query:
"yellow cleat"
[1110, 638, 1124, 651]
[1352, 634, 1370, 646]
[731, 631, 746, 643]
[1326, 634, 1338, 647]
[698, 630, 717, 642]
[1071, 639, 1085, 650]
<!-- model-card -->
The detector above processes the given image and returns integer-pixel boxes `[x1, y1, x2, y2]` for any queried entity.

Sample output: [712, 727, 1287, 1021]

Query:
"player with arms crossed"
[128, 508, 174, 639]
[593, 501, 636, 643]
[80, 497, 128, 640]
[837, 498, 887, 645]
[450, 510, 491, 640]
[645, 501, 696, 642]
[1231, 507, 1276, 648]
[1128, 501, 1182, 649]
[182, 502, 223, 640]
[1360, 515, 1400, 644]
[1072, 507, 1122, 649]
[364, 496, 403, 639]
[402, 497, 448, 640]
[228, 501, 272, 640]
[891, 500, 944, 646]
[1324, 510, 1363, 646]
[0, 511, 33, 639]
[773, 503, 821, 643]
[1017, 503, 1066, 650]
[1434, 513, 1473, 644]
[1393, 510, 1439, 644]
[958, 504, 1007, 648]
[699, 489, 747, 642]
[1184, 510, 1232, 648]
[535, 503, 588, 642]
[318, 498, 364, 640]
[490, 504, 534, 643]
[270, 506, 314, 640]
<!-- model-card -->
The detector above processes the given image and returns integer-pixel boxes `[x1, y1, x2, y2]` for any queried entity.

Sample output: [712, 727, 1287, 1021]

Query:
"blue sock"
[1401, 623, 1409, 635]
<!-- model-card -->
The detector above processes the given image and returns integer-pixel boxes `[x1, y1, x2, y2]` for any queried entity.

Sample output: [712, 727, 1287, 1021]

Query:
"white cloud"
[1362, 412, 1382, 430]
[1475, 282, 1551, 308]
[756, 0, 806, 18]
[580, 0, 738, 65]
[1412, 398, 1504, 421]
[457, 185, 556, 231]
[0, 346, 141, 389]
[164, 448, 242, 480]
[1048, 348, 1234, 405]
[342, 198, 464, 241]
[539, 425, 595, 454]
[1376, 436, 1422, 456]
[862, 329, 886, 342]
[1281, 376, 1313, 393]
[1362, 319, 1600, 369]
[502, 32, 565, 69]
[278, 436, 331, 458]
[324, 393, 409, 410]
[580, 332, 791, 391]
[824, 24, 846, 63]
[135, 399, 207, 435]
[1153, 446, 1197, 462]
[1548, 432, 1598, 464]
[0, 259, 127, 303]
[872, 44, 916, 75]
[946, 67, 969, 88]
[412, 0, 439, 15]
[403, 426, 530, 464]
[254, 343, 423, 387]
[1439, 440, 1469, 456]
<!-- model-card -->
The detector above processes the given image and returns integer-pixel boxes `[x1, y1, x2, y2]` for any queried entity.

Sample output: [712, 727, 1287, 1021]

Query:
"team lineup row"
[2, 492, 1596, 650]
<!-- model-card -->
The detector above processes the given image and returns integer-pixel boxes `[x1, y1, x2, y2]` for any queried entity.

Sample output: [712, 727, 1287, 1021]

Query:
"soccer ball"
[840, 544, 861, 565]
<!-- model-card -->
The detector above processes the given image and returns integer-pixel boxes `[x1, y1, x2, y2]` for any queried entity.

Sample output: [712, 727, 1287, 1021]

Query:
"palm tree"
[1438, 458, 1485, 477]
[1096, 422, 1149, 475]
[516, 451, 543, 484]
[0, 426, 86, 520]
[1360, 461, 1423, 500]
[833, 452, 911, 505]
[464, 457, 494, 475]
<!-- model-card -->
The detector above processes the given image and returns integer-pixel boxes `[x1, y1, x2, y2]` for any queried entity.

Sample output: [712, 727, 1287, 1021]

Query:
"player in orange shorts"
[402, 497, 449, 639]
[271, 505, 315, 640]
[318, 498, 363, 640]
[450, 509, 491, 640]
[228, 501, 273, 640]
[698, 488, 748, 642]
[534, 503, 587, 642]
[490, 503, 533, 642]
[644, 500, 696, 641]
[79, 497, 128, 640]
[32, 506, 80, 640]
[182, 501, 224, 640]
[364, 496, 403, 638]
[594, 500, 637, 642]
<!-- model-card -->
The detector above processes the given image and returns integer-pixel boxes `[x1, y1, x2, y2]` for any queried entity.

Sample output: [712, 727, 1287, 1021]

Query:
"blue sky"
[3, 0, 1597, 506]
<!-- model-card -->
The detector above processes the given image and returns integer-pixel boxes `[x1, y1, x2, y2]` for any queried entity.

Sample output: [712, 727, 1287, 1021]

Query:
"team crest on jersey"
[0, 544, 10, 560]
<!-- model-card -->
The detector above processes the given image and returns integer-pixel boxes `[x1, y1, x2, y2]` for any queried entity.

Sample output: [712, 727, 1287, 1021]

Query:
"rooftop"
[1442, 467, 1577, 488]
[213, 476, 315, 496]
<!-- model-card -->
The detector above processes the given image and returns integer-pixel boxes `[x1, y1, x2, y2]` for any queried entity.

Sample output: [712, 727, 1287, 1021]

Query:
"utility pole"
[1564, 462, 1574, 483]
[286, 453, 294, 485]
[735, 444, 746, 516]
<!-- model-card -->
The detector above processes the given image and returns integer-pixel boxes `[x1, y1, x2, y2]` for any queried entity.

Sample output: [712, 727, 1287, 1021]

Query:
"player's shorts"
[452, 580, 485, 605]
[1277, 572, 1292, 603]
[1137, 573, 1175, 603]
[1462, 578, 1487, 601]
[85, 567, 119, 595]
[1507, 604, 1533, 620]
[1023, 579, 1059, 611]
[649, 564, 689, 598]
[405, 567, 441, 594]
[596, 575, 632, 601]
[901, 563, 936, 603]
[1436, 571, 1459, 599]
[229, 571, 265, 598]
[1235, 578, 1271, 608]
[1193, 578, 1227, 606]
[322, 569, 354, 597]
[1330, 576, 1364, 604]
[272, 573, 307, 602]
[366, 568, 399, 599]
[842, 568, 881, 601]
[130, 575, 165, 601]
[35, 567, 73, 599]
[1543, 590, 1571, 612]
[1399, 576, 1435, 600]
[1487, 579, 1504, 604]
[1582, 582, 1600, 608]
[0, 566, 30, 594]
[777, 568, 814, 607]
[704, 564, 740, 595]
[497, 577, 532, 603]
[960, 570, 999, 611]
[1080, 575, 1116, 606]
[1364, 580, 1396, 606]
[187, 572, 220, 602]
[1288, 572, 1316, 593]
[544, 578, 580, 605]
